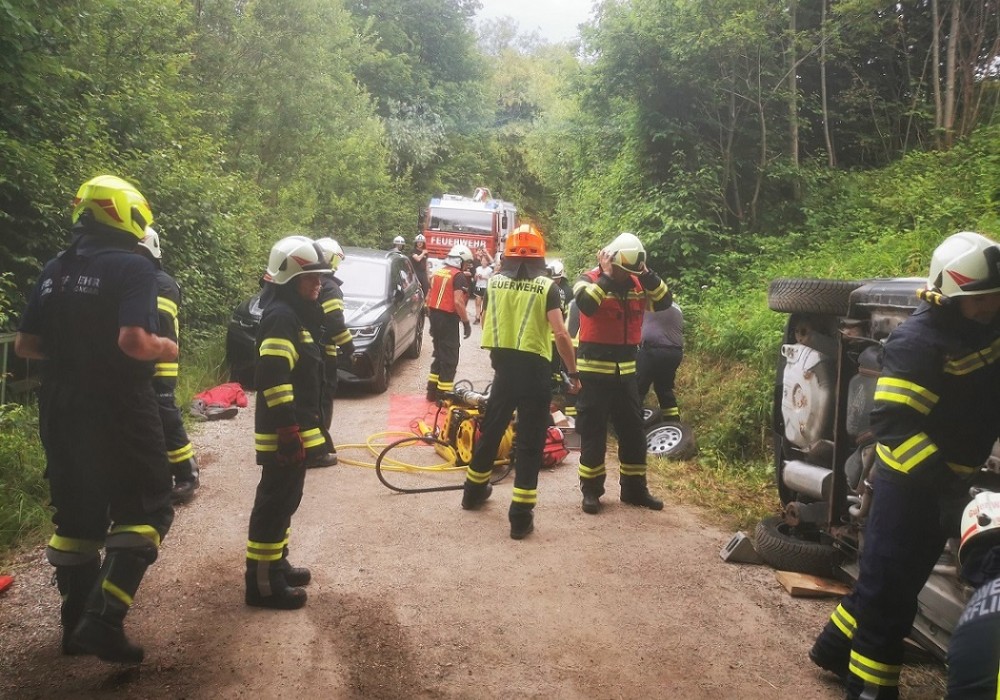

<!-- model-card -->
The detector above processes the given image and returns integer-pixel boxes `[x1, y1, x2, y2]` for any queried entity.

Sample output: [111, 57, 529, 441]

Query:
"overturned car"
[755, 277, 1000, 660]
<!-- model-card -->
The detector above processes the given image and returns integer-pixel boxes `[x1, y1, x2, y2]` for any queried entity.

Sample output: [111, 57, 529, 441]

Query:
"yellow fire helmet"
[71, 175, 153, 240]
[315, 237, 345, 272]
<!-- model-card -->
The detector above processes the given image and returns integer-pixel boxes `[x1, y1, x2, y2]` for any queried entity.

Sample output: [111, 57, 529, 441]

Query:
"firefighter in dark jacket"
[245, 235, 332, 610]
[810, 231, 1000, 700]
[572, 232, 672, 514]
[425, 244, 474, 400]
[15, 175, 177, 663]
[947, 490, 1000, 699]
[137, 227, 200, 502]
[459, 225, 581, 539]
[313, 237, 354, 468]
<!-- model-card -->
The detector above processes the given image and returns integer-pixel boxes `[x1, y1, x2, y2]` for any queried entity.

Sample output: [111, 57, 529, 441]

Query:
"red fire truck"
[421, 188, 517, 265]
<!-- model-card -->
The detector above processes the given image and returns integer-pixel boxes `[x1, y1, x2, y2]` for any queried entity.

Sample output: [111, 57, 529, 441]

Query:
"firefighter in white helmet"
[245, 235, 332, 610]
[425, 244, 473, 400]
[391, 235, 405, 252]
[572, 232, 672, 514]
[948, 490, 1000, 698]
[136, 227, 201, 503]
[810, 231, 1000, 699]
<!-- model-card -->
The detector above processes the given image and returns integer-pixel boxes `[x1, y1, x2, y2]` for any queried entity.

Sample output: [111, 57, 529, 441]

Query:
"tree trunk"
[943, 0, 958, 148]
[931, 0, 942, 148]
[820, 0, 835, 167]
[787, 0, 800, 197]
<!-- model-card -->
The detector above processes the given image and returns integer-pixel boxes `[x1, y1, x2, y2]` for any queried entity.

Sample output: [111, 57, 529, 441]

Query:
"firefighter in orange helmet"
[460, 224, 580, 539]
[425, 244, 474, 400]
[572, 232, 672, 514]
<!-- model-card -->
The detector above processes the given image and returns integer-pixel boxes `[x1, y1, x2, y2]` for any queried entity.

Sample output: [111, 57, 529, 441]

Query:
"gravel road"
[0, 322, 941, 698]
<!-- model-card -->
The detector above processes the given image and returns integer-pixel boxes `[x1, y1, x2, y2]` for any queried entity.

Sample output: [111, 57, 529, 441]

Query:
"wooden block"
[775, 570, 851, 598]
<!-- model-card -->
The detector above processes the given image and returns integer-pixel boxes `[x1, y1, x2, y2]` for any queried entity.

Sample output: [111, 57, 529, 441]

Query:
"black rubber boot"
[171, 457, 200, 504]
[304, 452, 338, 468]
[509, 506, 535, 540]
[461, 481, 492, 510]
[580, 478, 605, 515]
[277, 548, 312, 587]
[620, 475, 664, 510]
[245, 560, 307, 610]
[809, 625, 851, 682]
[426, 382, 439, 402]
[56, 559, 101, 655]
[69, 550, 151, 664]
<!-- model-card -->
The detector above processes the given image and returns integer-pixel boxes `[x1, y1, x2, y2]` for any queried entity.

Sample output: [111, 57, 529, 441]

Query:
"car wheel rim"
[647, 424, 683, 454]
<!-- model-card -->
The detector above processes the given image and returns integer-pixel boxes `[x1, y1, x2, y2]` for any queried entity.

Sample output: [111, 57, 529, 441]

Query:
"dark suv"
[226, 247, 425, 393]
[754, 277, 1000, 660]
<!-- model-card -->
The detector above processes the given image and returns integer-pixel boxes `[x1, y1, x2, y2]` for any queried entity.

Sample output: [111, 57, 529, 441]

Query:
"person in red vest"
[572, 232, 672, 514]
[425, 244, 473, 401]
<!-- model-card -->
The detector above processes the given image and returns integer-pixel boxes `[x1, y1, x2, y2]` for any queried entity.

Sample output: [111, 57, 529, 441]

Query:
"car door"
[388, 258, 415, 360]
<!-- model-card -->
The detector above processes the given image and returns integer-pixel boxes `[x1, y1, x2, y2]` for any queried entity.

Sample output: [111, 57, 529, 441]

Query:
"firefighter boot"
[278, 547, 312, 587]
[70, 549, 153, 664]
[580, 477, 606, 515]
[171, 457, 200, 504]
[620, 475, 664, 510]
[426, 381, 439, 403]
[809, 620, 851, 681]
[461, 481, 493, 510]
[509, 504, 535, 540]
[845, 674, 899, 700]
[55, 558, 101, 655]
[245, 559, 307, 610]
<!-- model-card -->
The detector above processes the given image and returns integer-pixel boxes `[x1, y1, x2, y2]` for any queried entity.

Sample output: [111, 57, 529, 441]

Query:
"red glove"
[276, 425, 305, 467]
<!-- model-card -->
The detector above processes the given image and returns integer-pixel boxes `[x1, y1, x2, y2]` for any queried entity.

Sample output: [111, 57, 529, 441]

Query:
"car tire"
[767, 278, 862, 315]
[753, 515, 845, 578]
[404, 314, 424, 359]
[371, 335, 394, 394]
[642, 407, 663, 428]
[645, 421, 696, 459]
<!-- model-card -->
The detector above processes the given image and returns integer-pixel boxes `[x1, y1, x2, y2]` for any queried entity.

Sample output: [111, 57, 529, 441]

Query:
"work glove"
[276, 425, 305, 467]
[463, 320, 472, 339]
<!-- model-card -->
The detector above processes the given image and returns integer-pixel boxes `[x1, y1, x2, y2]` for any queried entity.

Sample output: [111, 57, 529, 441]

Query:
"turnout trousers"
[812, 466, 951, 699]
[465, 352, 552, 510]
[428, 308, 460, 393]
[636, 345, 682, 420]
[153, 379, 196, 476]
[246, 459, 307, 584]
[575, 371, 648, 493]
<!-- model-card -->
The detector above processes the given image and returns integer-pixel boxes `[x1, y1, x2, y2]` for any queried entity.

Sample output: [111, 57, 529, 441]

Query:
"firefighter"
[948, 490, 1000, 699]
[573, 232, 672, 514]
[460, 225, 581, 539]
[391, 235, 406, 252]
[137, 227, 201, 502]
[636, 303, 684, 422]
[245, 236, 332, 610]
[425, 244, 473, 401]
[312, 237, 354, 468]
[547, 259, 574, 386]
[809, 231, 1000, 700]
[411, 234, 430, 295]
[15, 175, 176, 663]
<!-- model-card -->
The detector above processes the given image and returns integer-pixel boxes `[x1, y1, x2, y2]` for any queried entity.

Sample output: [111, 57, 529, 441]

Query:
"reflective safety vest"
[577, 269, 646, 346]
[482, 273, 554, 362]
[428, 265, 461, 313]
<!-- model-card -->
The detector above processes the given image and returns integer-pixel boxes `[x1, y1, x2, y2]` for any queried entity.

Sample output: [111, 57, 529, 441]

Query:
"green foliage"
[0, 403, 49, 552]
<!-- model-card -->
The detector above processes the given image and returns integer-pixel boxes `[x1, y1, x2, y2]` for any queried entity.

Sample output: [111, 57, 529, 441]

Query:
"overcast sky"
[475, 0, 597, 44]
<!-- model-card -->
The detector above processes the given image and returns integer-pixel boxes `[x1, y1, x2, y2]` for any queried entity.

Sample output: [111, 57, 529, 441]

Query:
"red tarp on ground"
[387, 394, 437, 434]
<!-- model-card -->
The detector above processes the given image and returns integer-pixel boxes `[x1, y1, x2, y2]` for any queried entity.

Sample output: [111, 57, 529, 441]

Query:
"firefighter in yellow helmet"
[245, 235, 332, 610]
[460, 224, 580, 538]
[15, 175, 177, 663]
[572, 232, 672, 514]
[810, 231, 1000, 699]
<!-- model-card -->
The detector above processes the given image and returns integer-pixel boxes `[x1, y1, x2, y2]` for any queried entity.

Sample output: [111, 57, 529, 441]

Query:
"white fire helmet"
[959, 490, 1000, 566]
[265, 235, 331, 285]
[138, 226, 162, 260]
[927, 231, 1000, 299]
[315, 237, 345, 272]
[414, 233, 426, 245]
[393, 235, 405, 248]
[603, 232, 646, 273]
[446, 244, 473, 268]
[548, 259, 565, 278]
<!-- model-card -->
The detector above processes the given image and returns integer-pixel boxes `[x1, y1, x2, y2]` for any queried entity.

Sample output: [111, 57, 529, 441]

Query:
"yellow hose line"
[334, 431, 459, 472]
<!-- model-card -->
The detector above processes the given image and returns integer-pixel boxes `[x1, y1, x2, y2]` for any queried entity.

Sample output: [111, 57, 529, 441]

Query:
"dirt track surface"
[2, 323, 875, 699]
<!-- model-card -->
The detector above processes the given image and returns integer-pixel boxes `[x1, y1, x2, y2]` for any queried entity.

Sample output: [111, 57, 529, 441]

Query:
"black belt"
[640, 342, 681, 349]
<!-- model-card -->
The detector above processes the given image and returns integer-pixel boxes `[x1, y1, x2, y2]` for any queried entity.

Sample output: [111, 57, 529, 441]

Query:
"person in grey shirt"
[636, 304, 683, 420]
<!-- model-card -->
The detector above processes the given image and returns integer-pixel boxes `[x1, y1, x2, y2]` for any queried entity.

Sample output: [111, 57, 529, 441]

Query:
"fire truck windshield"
[428, 208, 493, 234]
